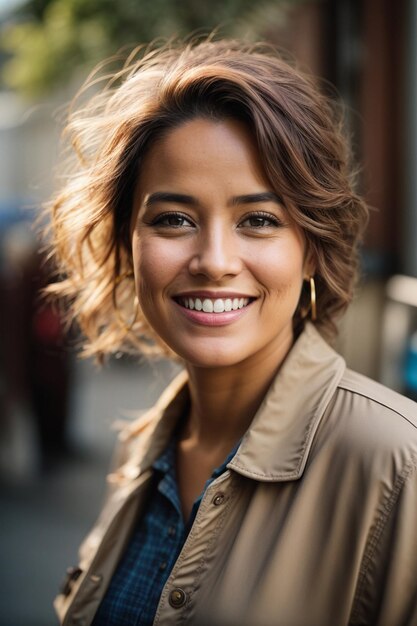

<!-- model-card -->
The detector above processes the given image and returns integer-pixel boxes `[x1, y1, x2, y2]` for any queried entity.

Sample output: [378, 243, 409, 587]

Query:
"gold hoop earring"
[309, 276, 317, 321]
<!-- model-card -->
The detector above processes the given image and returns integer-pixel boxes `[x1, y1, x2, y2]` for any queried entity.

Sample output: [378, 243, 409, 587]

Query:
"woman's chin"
[167, 339, 250, 370]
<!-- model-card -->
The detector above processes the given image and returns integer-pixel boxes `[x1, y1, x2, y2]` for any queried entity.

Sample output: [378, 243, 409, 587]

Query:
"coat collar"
[228, 323, 345, 481]
[117, 323, 345, 483]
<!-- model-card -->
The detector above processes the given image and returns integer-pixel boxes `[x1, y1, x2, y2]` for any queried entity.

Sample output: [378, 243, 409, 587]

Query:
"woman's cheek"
[133, 236, 187, 298]
[250, 246, 304, 290]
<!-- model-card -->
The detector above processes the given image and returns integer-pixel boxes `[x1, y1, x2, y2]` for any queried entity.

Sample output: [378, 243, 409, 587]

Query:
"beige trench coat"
[55, 323, 417, 626]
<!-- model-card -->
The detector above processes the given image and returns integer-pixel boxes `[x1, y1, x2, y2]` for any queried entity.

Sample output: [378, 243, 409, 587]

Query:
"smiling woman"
[48, 39, 417, 626]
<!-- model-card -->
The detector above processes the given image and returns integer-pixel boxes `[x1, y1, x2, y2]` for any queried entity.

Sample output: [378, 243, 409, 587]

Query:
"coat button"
[167, 526, 176, 537]
[169, 588, 187, 608]
[212, 492, 225, 506]
[60, 566, 82, 596]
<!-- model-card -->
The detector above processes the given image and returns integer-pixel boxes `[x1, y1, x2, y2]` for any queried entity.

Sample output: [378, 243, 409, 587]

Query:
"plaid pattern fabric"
[91, 437, 237, 626]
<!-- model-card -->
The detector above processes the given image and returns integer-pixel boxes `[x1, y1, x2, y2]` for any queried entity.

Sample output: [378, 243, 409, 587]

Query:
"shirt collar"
[153, 436, 176, 474]
[118, 323, 345, 483]
[152, 422, 239, 478]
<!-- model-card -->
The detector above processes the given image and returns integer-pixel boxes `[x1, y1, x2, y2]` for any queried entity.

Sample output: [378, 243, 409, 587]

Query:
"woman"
[51, 40, 417, 626]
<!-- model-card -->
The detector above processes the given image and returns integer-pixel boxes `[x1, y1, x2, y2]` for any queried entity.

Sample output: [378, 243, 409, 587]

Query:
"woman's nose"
[188, 225, 243, 280]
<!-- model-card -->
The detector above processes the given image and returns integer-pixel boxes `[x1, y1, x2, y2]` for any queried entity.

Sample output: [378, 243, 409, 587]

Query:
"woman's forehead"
[135, 117, 273, 196]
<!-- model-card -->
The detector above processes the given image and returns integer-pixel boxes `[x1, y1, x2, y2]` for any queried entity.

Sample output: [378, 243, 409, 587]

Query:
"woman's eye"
[239, 213, 281, 229]
[152, 213, 194, 228]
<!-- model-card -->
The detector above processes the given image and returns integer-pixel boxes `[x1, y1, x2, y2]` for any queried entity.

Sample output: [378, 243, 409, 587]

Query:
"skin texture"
[131, 118, 313, 518]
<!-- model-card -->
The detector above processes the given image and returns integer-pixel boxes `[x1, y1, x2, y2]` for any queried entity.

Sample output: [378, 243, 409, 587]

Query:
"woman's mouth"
[172, 293, 255, 326]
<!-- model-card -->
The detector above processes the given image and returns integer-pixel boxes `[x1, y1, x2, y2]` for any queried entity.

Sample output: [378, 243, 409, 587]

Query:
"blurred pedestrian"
[1, 223, 71, 473]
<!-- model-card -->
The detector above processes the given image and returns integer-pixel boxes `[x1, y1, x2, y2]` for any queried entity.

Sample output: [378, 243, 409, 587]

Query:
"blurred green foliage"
[1, 0, 289, 98]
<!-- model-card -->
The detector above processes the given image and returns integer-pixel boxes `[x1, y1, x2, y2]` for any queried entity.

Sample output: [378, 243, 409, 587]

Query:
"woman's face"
[131, 117, 311, 369]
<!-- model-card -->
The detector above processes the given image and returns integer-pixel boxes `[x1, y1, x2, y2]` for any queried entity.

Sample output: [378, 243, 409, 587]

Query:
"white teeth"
[213, 299, 225, 313]
[180, 296, 250, 313]
[202, 299, 214, 313]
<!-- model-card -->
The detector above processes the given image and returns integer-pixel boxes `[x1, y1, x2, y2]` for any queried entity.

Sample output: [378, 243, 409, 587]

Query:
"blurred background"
[1, 0, 417, 624]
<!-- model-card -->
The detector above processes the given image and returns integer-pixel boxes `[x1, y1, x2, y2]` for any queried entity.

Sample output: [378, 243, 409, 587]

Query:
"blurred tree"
[1, 0, 294, 98]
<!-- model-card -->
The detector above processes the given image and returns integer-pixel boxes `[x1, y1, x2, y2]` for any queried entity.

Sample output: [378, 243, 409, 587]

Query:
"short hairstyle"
[46, 38, 369, 360]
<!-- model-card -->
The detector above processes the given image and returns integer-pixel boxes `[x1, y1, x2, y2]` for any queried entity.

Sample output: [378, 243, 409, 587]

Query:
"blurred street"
[0, 357, 179, 626]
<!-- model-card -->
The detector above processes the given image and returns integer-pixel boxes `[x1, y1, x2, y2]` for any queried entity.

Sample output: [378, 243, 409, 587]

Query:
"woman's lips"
[172, 294, 255, 326]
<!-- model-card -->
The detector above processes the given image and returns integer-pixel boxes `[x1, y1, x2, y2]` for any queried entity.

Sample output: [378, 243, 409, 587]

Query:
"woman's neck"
[182, 331, 294, 451]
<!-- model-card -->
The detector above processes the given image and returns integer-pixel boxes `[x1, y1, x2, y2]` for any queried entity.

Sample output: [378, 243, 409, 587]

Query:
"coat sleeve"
[352, 459, 417, 626]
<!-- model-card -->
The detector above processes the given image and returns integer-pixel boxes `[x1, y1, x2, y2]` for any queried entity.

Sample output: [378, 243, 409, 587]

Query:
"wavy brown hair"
[46, 38, 369, 360]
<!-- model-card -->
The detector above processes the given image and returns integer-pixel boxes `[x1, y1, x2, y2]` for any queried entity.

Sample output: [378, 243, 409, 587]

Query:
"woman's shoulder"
[337, 367, 417, 426]
[327, 367, 417, 463]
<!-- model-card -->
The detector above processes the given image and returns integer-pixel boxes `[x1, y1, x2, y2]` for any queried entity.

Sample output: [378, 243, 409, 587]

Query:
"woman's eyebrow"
[231, 192, 283, 206]
[144, 192, 196, 207]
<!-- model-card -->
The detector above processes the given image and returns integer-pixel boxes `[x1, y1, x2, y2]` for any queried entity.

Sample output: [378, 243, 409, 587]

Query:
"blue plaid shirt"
[91, 437, 237, 626]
